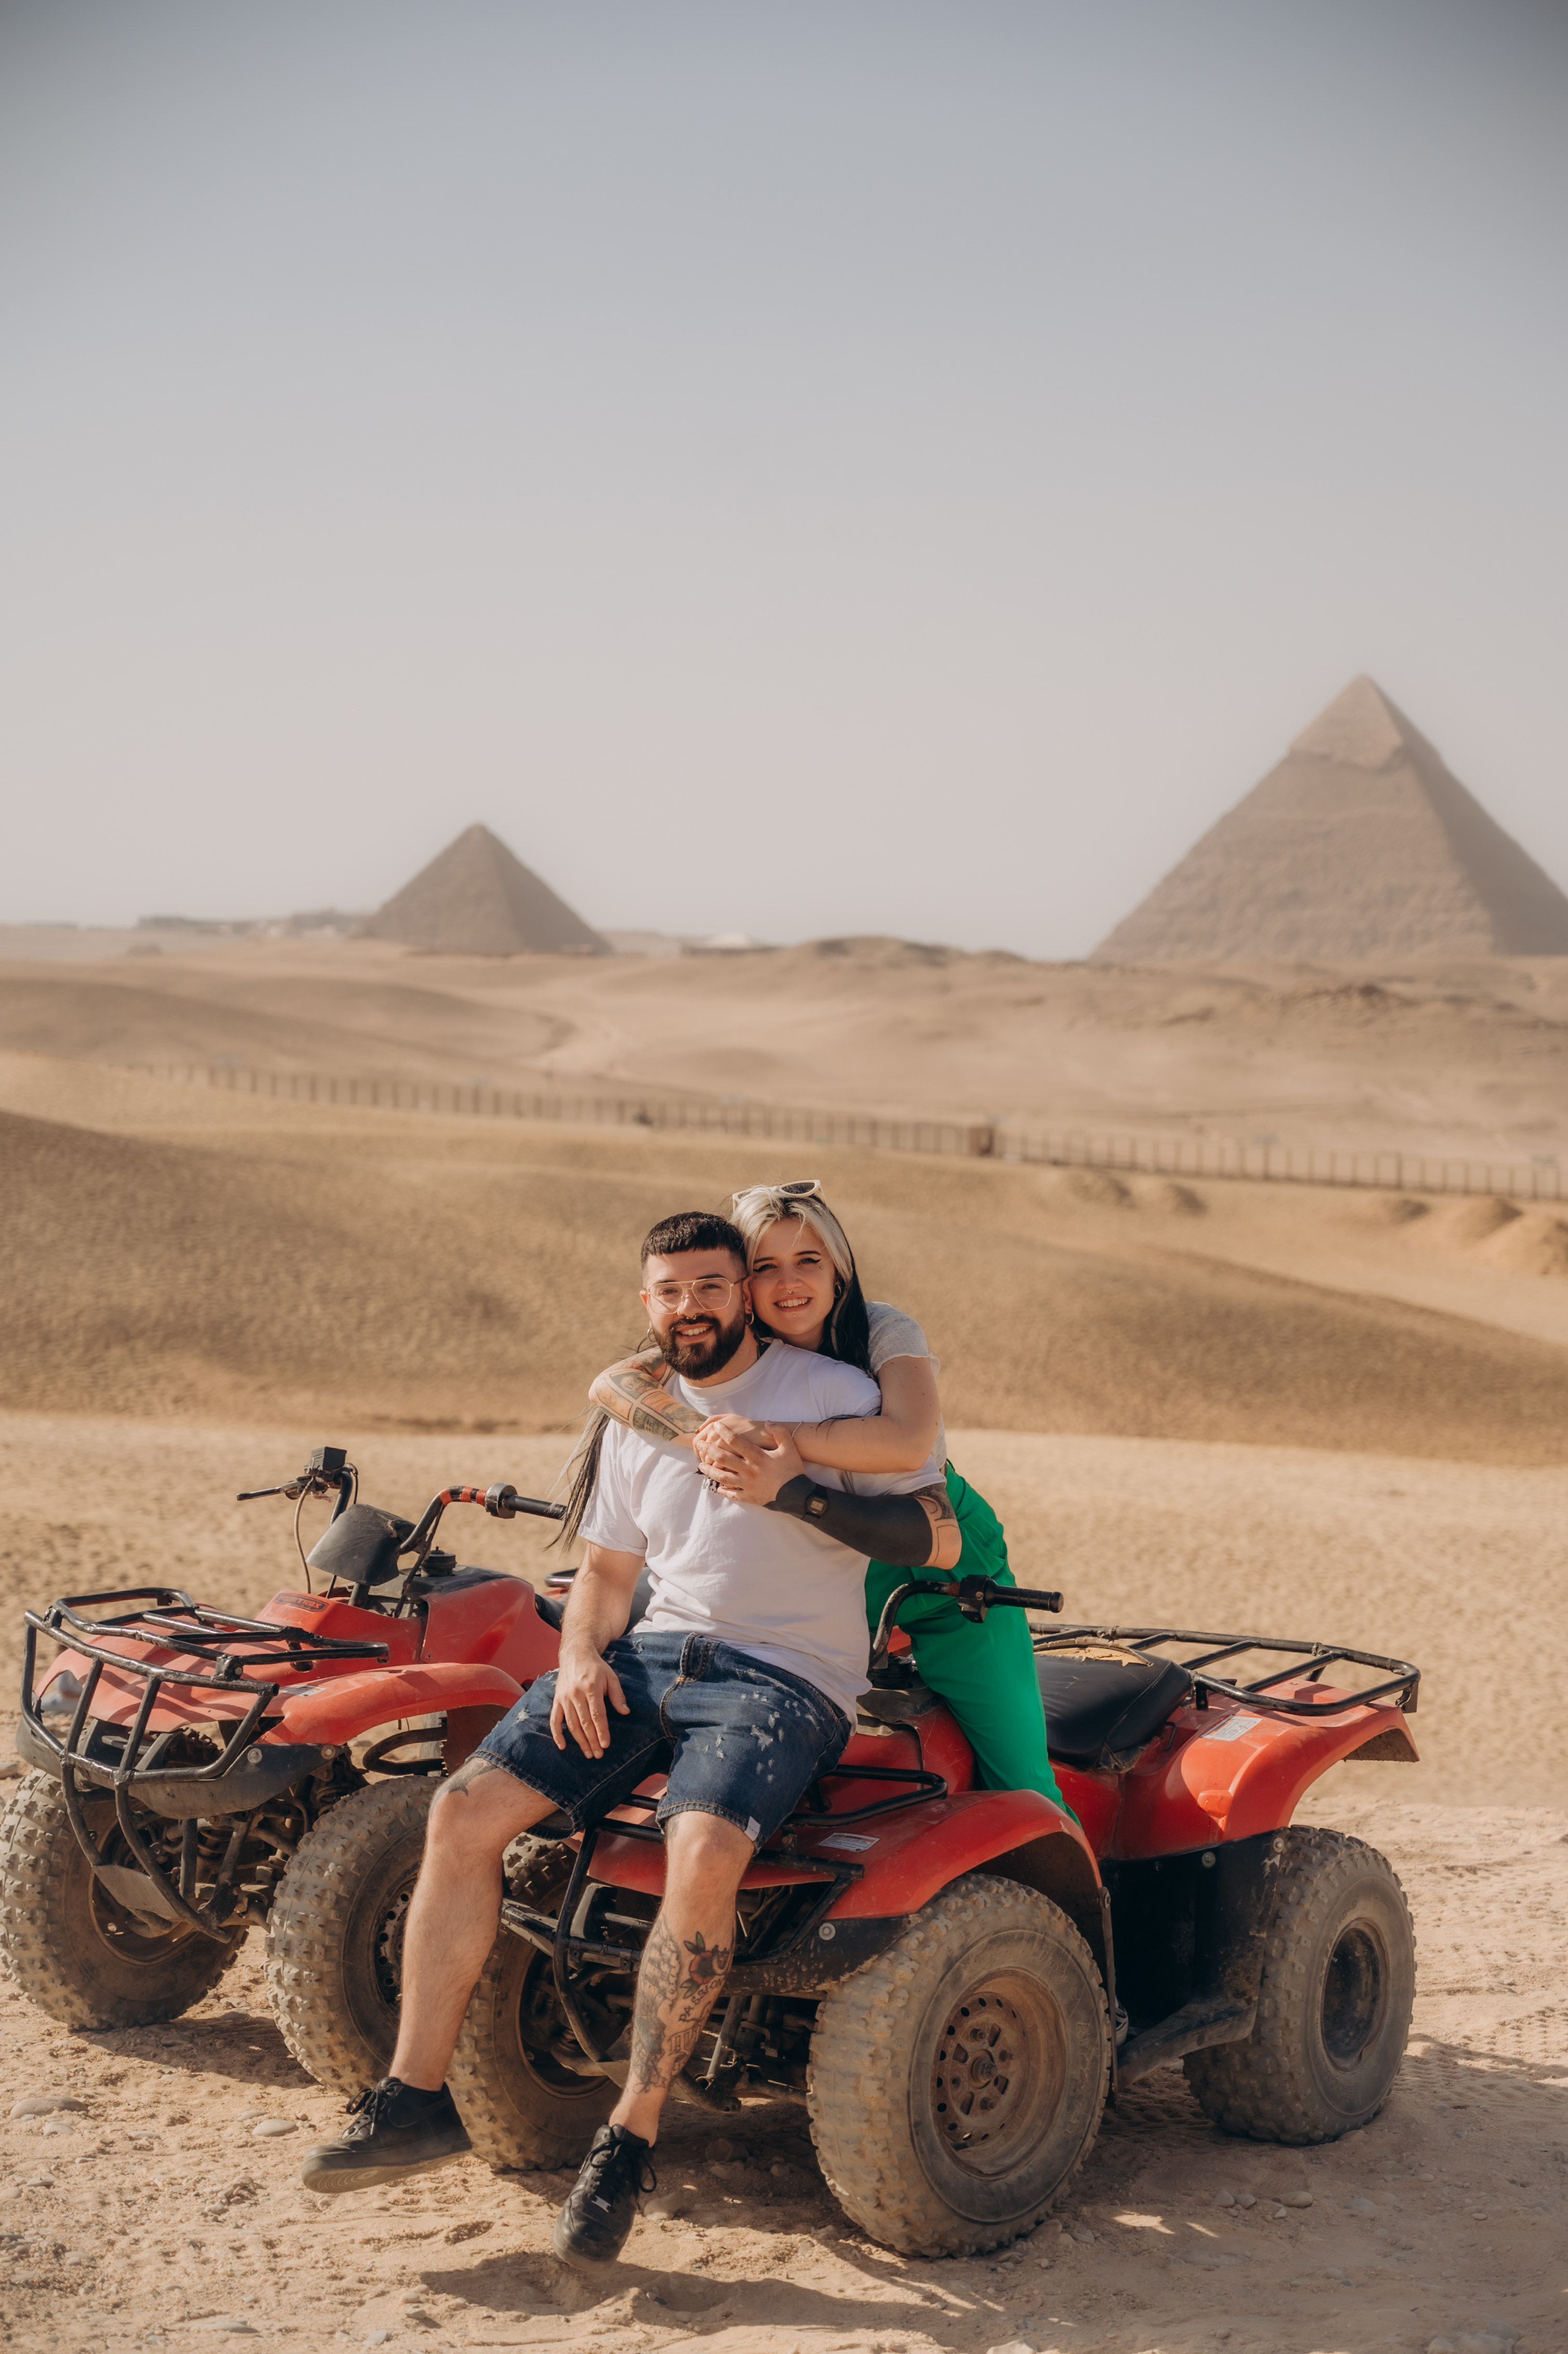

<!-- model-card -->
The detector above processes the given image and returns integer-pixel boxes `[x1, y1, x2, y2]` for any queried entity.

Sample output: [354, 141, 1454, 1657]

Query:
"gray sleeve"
[866, 1301, 939, 1377]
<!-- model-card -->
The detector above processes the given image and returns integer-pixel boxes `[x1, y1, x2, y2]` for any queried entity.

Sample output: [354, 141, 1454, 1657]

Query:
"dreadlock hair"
[554, 1405, 615, 1549]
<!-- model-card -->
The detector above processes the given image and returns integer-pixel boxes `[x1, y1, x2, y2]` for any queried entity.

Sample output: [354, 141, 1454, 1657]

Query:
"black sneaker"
[552, 2123, 656, 2269]
[301, 2078, 472, 2195]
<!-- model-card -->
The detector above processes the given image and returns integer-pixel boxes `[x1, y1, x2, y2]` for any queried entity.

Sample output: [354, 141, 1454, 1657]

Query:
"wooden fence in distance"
[132, 1064, 1565, 1204]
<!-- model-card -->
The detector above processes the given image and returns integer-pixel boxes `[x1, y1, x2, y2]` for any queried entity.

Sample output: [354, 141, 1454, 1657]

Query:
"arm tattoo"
[912, 1480, 958, 1565]
[593, 1353, 708, 1443]
[914, 1480, 957, 1528]
[626, 1915, 735, 2096]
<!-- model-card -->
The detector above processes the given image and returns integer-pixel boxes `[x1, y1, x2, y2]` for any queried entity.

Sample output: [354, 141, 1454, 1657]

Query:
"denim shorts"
[475, 1629, 852, 1850]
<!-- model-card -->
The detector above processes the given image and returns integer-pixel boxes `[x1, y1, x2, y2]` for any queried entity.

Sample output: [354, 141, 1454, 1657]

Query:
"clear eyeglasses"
[646, 1277, 746, 1312]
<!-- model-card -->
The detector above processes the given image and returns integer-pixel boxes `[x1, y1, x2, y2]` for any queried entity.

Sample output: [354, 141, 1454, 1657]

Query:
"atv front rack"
[19, 1589, 391, 1939]
[1036, 1623, 1420, 1717]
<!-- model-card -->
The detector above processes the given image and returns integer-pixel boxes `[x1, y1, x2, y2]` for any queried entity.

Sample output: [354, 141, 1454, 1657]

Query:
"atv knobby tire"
[266, 1777, 433, 2093]
[0, 1772, 244, 2029]
[449, 1837, 618, 2173]
[1183, 1827, 1415, 2144]
[807, 1872, 1111, 2256]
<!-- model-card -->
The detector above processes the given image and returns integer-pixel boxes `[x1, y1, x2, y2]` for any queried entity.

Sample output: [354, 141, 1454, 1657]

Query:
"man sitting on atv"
[302, 1208, 960, 2269]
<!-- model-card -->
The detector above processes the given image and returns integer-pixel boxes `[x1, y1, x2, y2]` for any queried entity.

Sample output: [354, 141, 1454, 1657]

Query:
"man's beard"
[658, 1306, 748, 1380]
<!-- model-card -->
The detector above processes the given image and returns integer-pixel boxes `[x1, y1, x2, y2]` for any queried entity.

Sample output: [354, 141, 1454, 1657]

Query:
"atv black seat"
[1038, 1650, 1193, 1767]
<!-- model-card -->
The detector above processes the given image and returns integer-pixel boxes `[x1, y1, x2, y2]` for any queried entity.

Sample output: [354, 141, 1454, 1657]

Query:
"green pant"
[865, 1466, 1073, 1815]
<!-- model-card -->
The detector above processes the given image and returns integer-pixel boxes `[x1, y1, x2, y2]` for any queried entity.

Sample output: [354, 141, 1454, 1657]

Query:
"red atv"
[2, 1447, 1421, 2259]
[0, 1446, 577, 2090]
[448, 1578, 1420, 2254]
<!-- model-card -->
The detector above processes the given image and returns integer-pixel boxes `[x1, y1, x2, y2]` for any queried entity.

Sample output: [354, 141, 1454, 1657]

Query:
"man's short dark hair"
[641, 1210, 747, 1268]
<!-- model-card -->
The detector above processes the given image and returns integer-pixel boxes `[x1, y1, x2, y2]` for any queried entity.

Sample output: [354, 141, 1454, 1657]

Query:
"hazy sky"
[4, 1, 1565, 956]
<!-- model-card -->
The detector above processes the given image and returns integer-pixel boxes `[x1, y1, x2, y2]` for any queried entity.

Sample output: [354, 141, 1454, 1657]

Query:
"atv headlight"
[38, 1672, 83, 1721]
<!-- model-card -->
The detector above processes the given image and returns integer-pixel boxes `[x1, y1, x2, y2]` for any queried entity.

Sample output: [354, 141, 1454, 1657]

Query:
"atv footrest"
[1118, 1994, 1256, 2084]
[499, 1900, 636, 1972]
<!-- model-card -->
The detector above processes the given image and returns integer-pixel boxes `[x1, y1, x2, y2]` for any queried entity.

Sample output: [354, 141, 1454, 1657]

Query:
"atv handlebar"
[867, 1574, 1063, 1679]
[396, 1483, 566, 1563]
[237, 1444, 355, 1514]
[237, 1449, 567, 1591]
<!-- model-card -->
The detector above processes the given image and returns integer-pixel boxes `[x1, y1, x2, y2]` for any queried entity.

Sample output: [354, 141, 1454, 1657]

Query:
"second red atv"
[0, 1446, 580, 2090]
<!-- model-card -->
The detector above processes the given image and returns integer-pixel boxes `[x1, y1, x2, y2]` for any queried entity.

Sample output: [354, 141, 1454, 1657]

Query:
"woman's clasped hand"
[694, 1415, 802, 1503]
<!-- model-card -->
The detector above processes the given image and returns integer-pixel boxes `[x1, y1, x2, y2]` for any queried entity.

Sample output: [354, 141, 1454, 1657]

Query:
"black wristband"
[765, 1474, 822, 1520]
[765, 1476, 934, 1567]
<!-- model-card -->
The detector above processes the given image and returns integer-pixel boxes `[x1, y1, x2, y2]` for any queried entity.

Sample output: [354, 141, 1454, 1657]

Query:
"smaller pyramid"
[359, 825, 608, 956]
[1092, 677, 1568, 964]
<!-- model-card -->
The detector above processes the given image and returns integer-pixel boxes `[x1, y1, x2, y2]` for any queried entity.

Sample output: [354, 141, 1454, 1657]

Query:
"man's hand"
[551, 1643, 631, 1758]
[698, 1421, 805, 1506]
[551, 1544, 643, 1756]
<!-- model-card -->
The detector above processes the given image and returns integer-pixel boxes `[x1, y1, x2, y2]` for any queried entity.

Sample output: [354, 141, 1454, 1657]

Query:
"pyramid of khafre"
[359, 823, 609, 956]
[1092, 676, 1568, 963]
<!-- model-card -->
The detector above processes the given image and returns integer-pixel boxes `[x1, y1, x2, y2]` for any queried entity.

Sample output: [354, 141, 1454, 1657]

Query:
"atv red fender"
[583, 1786, 1095, 1909]
[260, 1661, 522, 1749]
[569, 1730, 1100, 1920]
[260, 1579, 559, 1689]
[1113, 1686, 1418, 1855]
[814, 1788, 1097, 1917]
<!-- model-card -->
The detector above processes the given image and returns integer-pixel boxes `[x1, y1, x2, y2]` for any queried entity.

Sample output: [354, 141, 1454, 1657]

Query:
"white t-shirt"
[866, 1301, 948, 1489]
[579, 1340, 930, 1723]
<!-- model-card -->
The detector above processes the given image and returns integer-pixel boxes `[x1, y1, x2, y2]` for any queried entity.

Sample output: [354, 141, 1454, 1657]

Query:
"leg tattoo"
[626, 1915, 735, 2096]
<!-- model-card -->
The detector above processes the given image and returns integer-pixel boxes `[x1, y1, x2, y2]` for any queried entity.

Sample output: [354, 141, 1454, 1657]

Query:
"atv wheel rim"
[86, 1874, 200, 1967]
[513, 1958, 614, 2098]
[373, 1887, 414, 2009]
[930, 1974, 1066, 2178]
[1321, 1920, 1388, 2068]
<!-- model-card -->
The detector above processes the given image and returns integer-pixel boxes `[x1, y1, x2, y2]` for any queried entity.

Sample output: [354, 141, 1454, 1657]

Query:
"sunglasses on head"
[731, 1178, 822, 1209]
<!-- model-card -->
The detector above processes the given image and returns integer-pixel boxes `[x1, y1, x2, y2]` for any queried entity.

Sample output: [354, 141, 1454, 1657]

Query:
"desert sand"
[4, 929, 1568, 1161]
[3, 959, 1567, 2351]
[7, 1052, 1568, 1450]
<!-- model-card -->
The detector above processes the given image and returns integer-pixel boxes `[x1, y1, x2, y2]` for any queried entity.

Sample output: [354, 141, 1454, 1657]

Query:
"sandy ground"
[1, 1786, 1562, 2354]
[4, 933, 1568, 1161]
[2, 1418, 1566, 2352]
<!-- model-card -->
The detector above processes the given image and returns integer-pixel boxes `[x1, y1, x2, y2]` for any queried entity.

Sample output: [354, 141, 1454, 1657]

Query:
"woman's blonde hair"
[729, 1183, 872, 1370]
[730, 1184, 854, 1280]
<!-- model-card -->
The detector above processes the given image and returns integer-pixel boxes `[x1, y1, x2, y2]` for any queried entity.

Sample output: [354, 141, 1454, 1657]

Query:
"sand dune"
[6, 932, 1568, 1157]
[8, 1068, 1568, 1460]
[0, 965, 564, 1078]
